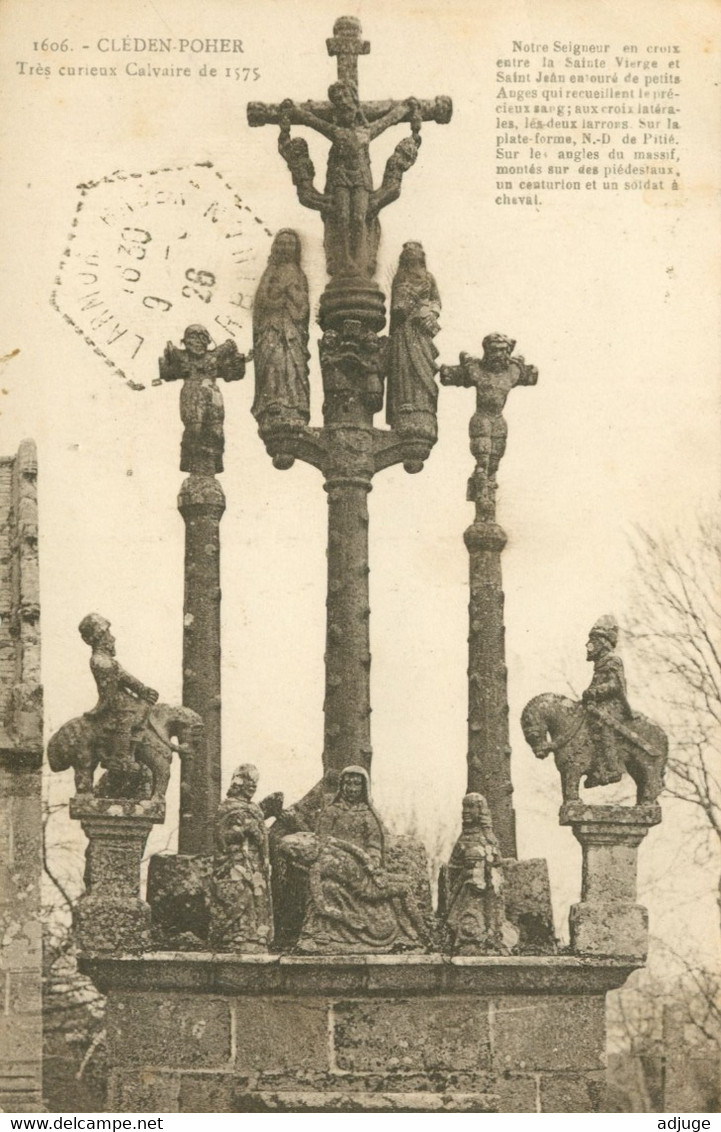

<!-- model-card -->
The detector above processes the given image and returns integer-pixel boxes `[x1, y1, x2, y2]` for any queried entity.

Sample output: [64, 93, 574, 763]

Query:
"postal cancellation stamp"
[51, 162, 272, 388]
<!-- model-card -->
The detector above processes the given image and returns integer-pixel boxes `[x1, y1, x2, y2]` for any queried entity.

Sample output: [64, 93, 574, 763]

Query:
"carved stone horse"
[520, 693, 667, 804]
[47, 702, 203, 801]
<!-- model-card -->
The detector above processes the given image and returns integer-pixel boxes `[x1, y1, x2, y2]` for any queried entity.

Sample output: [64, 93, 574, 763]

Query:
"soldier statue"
[582, 614, 634, 788]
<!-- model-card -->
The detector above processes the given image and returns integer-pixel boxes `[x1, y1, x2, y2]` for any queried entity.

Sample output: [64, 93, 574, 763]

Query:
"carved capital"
[177, 474, 226, 518]
[372, 428, 435, 475]
[464, 521, 507, 553]
[560, 802, 662, 848]
[256, 422, 327, 473]
[319, 317, 386, 417]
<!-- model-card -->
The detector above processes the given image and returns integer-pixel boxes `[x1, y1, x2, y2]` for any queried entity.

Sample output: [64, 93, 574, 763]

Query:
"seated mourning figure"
[210, 764, 275, 952]
[278, 766, 429, 954]
[439, 793, 517, 955]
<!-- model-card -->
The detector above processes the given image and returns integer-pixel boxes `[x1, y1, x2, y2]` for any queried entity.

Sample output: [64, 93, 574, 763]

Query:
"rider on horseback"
[79, 613, 159, 773]
[582, 614, 633, 788]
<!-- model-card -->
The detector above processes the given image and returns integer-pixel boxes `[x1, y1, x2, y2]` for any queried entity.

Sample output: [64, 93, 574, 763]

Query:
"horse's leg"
[559, 759, 580, 802]
[626, 754, 645, 804]
[641, 757, 663, 804]
[75, 742, 96, 795]
[148, 743, 172, 801]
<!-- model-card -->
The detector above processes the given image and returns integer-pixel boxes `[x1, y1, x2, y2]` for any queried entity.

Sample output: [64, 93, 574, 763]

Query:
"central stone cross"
[247, 19, 452, 794]
[248, 16, 451, 285]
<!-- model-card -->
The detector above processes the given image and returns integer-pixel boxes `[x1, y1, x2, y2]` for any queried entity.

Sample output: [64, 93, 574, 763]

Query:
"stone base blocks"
[560, 802, 662, 960]
[81, 953, 640, 1113]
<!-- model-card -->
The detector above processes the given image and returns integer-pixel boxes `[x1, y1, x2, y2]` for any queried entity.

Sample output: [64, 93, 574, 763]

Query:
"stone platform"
[80, 952, 639, 1113]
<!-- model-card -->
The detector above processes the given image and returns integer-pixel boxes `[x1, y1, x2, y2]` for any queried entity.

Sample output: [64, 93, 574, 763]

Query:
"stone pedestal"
[79, 952, 638, 1112]
[69, 796, 165, 954]
[560, 802, 661, 960]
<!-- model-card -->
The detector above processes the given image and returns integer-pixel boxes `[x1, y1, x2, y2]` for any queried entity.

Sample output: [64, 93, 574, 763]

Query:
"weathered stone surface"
[7, 970, 41, 1014]
[333, 997, 491, 1073]
[439, 338, 538, 856]
[569, 902, 649, 959]
[10, 794, 42, 871]
[501, 858, 556, 953]
[540, 1071, 606, 1113]
[0, 920, 42, 970]
[106, 994, 232, 1068]
[1, 769, 41, 798]
[74, 894, 152, 955]
[69, 801, 166, 954]
[234, 999, 329, 1074]
[147, 852, 213, 948]
[492, 995, 605, 1072]
[0, 443, 42, 763]
[245, 23, 451, 830]
[384, 834, 435, 943]
[494, 1073, 539, 1113]
[110, 1070, 181, 1112]
[234, 1090, 496, 1113]
[256, 1069, 493, 1093]
[179, 1073, 236, 1113]
[83, 956, 630, 1113]
[0, 1016, 42, 1064]
[0, 1094, 43, 1113]
[177, 474, 225, 856]
[80, 952, 640, 997]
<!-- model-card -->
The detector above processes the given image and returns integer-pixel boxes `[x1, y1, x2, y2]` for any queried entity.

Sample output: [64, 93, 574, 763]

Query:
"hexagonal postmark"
[52, 162, 273, 388]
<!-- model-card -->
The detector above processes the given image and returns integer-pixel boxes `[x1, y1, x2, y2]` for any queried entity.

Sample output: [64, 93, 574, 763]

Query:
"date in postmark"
[51, 162, 272, 388]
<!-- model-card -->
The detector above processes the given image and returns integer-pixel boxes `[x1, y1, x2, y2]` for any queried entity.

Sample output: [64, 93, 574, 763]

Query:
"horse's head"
[163, 705, 204, 758]
[47, 715, 89, 773]
[520, 694, 558, 759]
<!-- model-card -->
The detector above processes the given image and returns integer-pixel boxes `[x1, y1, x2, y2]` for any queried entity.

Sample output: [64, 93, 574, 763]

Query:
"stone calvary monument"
[40, 16, 668, 1113]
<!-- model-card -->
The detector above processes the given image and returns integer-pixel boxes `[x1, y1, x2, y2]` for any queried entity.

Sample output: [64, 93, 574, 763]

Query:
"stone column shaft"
[178, 476, 225, 855]
[465, 519, 516, 858]
[323, 476, 372, 786]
